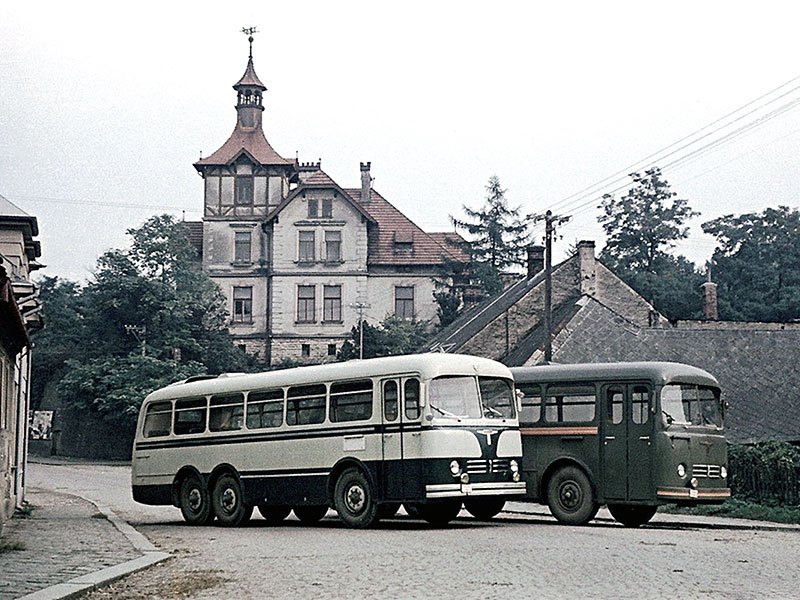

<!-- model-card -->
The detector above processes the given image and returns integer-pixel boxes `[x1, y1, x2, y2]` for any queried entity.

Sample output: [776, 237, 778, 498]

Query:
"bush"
[729, 441, 800, 506]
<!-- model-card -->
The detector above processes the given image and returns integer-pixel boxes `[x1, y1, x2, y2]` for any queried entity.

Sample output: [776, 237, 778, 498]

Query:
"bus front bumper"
[426, 481, 527, 499]
[656, 487, 731, 502]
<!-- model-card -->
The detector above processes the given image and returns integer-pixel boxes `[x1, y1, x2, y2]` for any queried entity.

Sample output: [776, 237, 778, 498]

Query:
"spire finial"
[241, 26, 258, 59]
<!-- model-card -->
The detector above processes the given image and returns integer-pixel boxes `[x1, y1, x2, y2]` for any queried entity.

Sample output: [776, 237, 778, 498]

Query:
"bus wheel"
[293, 505, 329, 524]
[378, 502, 401, 519]
[211, 473, 253, 527]
[178, 475, 214, 525]
[608, 504, 658, 528]
[546, 466, 598, 525]
[257, 504, 292, 524]
[334, 468, 380, 528]
[420, 499, 462, 526]
[464, 497, 506, 521]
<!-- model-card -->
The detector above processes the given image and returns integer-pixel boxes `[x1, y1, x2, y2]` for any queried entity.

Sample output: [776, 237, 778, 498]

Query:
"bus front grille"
[692, 464, 722, 478]
[465, 459, 511, 474]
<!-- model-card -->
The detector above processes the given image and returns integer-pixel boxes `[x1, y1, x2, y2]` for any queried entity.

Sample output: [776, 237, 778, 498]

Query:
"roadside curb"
[16, 498, 170, 600]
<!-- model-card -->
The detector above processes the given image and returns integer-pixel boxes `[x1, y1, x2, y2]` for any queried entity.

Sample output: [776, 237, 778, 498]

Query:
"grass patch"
[0, 540, 26, 553]
[663, 498, 800, 524]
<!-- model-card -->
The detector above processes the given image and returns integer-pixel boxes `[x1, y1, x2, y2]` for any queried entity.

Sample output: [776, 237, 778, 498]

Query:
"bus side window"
[404, 378, 421, 420]
[517, 383, 541, 424]
[632, 386, 650, 424]
[286, 384, 326, 426]
[247, 389, 284, 429]
[143, 401, 172, 438]
[545, 385, 596, 423]
[606, 387, 623, 424]
[174, 397, 208, 435]
[383, 380, 399, 421]
[330, 380, 373, 422]
[209, 393, 245, 432]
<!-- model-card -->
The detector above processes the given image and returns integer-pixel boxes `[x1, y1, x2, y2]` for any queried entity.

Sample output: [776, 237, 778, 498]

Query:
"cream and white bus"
[132, 353, 525, 528]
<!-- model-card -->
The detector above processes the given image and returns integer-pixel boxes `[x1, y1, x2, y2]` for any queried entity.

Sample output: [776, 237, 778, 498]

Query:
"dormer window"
[393, 231, 414, 254]
[322, 198, 333, 218]
[308, 199, 318, 218]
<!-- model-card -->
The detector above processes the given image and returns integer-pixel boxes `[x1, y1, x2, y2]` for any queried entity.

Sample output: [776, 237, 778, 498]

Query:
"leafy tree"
[598, 168, 703, 320]
[338, 316, 431, 360]
[450, 176, 533, 298]
[599, 168, 698, 272]
[702, 206, 800, 322]
[31, 215, 254, 428]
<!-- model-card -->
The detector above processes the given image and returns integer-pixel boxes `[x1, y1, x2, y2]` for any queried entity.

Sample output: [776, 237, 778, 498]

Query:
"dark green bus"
[510, 362, 730, 527]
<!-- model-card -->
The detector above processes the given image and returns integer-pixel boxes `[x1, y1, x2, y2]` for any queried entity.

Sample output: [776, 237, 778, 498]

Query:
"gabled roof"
[343, 188, 466, 267]
[267, 169, 375, 224]
[194, 126, 294, 168]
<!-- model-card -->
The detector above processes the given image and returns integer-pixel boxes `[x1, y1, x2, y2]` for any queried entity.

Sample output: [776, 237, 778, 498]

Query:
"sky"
[2, 1, 800, 282]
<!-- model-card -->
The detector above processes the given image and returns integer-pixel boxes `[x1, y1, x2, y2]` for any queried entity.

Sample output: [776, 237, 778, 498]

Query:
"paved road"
[29, 462, 800, 600]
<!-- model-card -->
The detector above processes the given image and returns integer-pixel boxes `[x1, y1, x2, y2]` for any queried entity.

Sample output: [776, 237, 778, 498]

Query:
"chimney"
[527, 244, 545, 279]
[360, 162, 371, 203]
[702, 265, 718, 320]
[576, 240, 597, 296]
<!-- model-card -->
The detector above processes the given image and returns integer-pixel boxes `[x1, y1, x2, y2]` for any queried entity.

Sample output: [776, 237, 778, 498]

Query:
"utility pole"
[124, 325, 147, 357]
[351, 302, 370, 359]
[534, 210, 571, 363]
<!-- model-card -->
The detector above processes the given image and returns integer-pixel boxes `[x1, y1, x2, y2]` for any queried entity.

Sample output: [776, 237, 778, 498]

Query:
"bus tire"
[293, 505, 329, 524]
[420, 499, 462, 526]
[608, 504, 658, 528]
[257, 504, 291, 524]
[178, 475, 214, 526]
[334, 468, 380, 528]
[211, 473, 252, 527]
[546, 466, 598, 525]
[464, 497, 506, 521]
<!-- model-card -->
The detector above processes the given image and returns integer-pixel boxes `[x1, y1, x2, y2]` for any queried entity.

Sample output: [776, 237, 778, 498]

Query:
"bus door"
[380, 379, 403, 499]
[602, 383, 653, 501]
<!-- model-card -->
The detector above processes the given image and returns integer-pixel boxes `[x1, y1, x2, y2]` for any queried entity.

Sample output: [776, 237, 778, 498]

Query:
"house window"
[325, 230, 341, 262]
[308, 199, 318, 218]
[234, 231, 251, 263]
[235, 176, 254, 205]
[298, 231, 315, 262]
[395, 286, 414, 320]
[301, 344, 311, 358]
[327, 343, 337, 356]
[323, 285, 342, 322]
[322, 198, 333, 218]
[297, 285, 316, 322]
[233, 286, 253, 323]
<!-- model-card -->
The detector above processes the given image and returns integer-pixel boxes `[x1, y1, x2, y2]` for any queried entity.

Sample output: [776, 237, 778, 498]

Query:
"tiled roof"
[343, 188, 466, 267]
[234, 57, 266, 90]
[300, 169, 338, 186]
[552, 298, 800, 444]
[194, 126, 294, 168]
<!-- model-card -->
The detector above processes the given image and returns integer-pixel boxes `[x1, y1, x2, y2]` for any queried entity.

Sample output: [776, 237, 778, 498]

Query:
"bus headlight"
[720, 466, 728, 479]
[460, 473, 470, 484]
[450, 460, 462, 477]
[677, 464, 687, 478]
[510, 460, 520, 474]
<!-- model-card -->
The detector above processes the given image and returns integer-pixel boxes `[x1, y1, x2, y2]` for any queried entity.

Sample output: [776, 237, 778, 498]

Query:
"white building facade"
[192, 43, 462, 365]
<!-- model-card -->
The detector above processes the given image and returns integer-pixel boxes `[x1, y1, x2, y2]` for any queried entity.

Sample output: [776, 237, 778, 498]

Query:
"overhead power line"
[9, 194, 200, 213]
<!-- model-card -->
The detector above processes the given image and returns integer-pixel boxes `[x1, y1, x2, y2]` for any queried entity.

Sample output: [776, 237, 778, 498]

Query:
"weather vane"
[241, 26, 258, 58]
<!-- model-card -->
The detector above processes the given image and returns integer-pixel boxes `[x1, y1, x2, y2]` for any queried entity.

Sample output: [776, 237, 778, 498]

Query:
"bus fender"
[327, 458, 378, 504]
[539, 458, 598, 501]
[171, 466, 206, 507]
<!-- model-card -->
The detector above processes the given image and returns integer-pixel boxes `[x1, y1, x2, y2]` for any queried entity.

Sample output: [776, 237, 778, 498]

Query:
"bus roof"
[143, 353, 512, 404]
[511, 362, 719, 388]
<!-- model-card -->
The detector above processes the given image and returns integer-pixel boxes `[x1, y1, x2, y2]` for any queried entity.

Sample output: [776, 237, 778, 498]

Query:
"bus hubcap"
[560, 481, 581, 511]
[188, 488, 202, 511]
[221, 488, 237, 513]
[345, 484, 365, 513]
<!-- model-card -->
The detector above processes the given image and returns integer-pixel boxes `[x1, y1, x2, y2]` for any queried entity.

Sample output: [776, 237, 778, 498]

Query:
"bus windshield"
[660, 384, 723, 428]
[428, 376, 515, 420]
